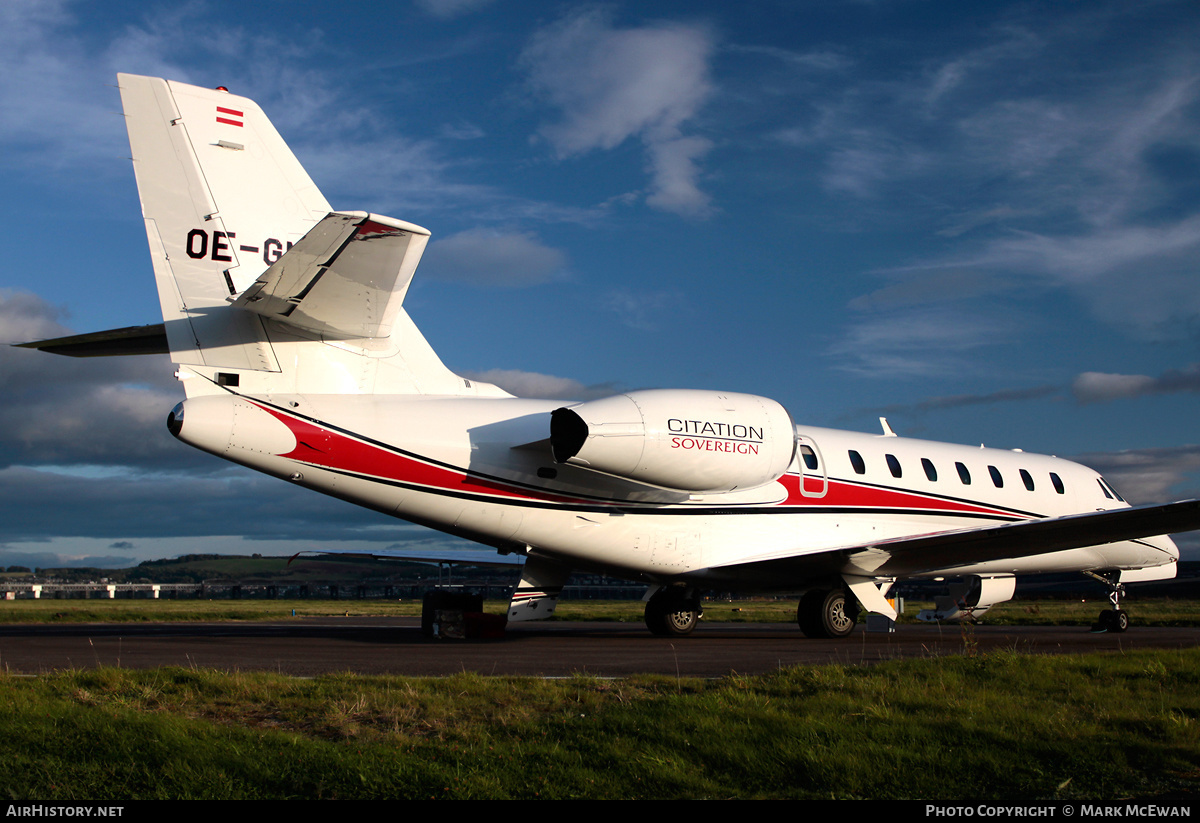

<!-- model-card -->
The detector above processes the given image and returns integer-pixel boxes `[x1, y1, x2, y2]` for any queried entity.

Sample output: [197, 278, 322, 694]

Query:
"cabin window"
[922, 458, 937, 481]
[1020, 469, 1035, 491]
[801, 445, 819, 471]
[956, 462, 971, 485]
[886, 454, 902, 478]
[849, 450, 866, 475]
[1050, 472, 1065, 494]
[988, 466, 1004, 488]
[1097, 479, 1113, 499]
[1101, 478, 1125, 502]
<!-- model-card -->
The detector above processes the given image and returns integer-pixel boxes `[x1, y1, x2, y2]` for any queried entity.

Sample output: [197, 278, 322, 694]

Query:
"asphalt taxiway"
[1, 619, 1196, 676]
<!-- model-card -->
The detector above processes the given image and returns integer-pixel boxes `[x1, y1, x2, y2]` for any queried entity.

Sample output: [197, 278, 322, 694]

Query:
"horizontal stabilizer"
[233, 211, 430, 340]
[15, 324, 168, 357]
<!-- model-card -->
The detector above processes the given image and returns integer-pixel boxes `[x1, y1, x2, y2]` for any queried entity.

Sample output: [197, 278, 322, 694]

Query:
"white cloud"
[847, 270, 1010, 311]
[864, 385, 1060, 420]
[1072, 364, 1200, 404]
[521, 8, 716, 216]
[829, 306, 1013, 378]
[440, 121, 485, 141]
[0, 463, 421, 549]
[979, 217, 1200, 284]
[796, 7, 1200, 359]
[1072, 372, 1158, 404]
[603, 288, 680, 331]
[0, 291, 185, 469]
[459, 369, 618, 400]
[1073, 445, 1200, 505]
[422, 229, 568, 287]
[299, 133, 493, 217]
[0, 2, 135, 171]
[0, 288, 70, 346]
[0, 4, 502, 222]
[413, 0, 495, 19]
[729, 44, 851, 73]
[644, 135, 713, 215]
[965, 219, 1200, 340]
[820, 133, 930, 198]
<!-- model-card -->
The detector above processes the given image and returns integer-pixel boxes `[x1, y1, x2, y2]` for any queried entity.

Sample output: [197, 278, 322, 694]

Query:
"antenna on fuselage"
[879, 417, 897, 437]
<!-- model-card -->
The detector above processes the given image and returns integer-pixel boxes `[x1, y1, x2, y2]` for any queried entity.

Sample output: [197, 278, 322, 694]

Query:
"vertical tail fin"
[118, 74, 494, 398]
[119, 73, 329, 374]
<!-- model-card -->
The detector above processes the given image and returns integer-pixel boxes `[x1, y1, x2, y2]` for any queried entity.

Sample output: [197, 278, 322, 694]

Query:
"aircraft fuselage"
[169, 390, 1177, 591]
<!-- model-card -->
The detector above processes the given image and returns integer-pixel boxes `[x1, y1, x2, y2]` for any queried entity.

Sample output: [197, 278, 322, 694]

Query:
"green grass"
[1, 649, 1198, 799]
[3, 597, 1200, 626]
[552, 597, 1200, 626]
[0, 598, 430, 624]
[968, 598, 1200, 627]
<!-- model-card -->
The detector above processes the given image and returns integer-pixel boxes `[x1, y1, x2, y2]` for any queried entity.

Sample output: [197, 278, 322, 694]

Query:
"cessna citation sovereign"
[21, 75, 1200, 638]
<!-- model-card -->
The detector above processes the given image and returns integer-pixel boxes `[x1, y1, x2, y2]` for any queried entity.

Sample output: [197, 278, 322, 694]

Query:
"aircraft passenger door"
[795, 435, 828, 498]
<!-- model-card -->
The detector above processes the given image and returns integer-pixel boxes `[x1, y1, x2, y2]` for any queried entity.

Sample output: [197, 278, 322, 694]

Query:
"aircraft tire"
[1092, 609, 1130, 632]
[645, 591, 701, 637]
[797, 589, 857, 638]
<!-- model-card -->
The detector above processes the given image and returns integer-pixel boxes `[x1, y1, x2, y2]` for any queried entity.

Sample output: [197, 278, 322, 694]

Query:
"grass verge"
[1, 649, 1198, 799]
[3, 597, 1199, 626]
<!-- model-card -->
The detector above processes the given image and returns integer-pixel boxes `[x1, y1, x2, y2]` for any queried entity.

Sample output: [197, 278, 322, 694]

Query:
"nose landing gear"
[1084, 571, 1129, 633]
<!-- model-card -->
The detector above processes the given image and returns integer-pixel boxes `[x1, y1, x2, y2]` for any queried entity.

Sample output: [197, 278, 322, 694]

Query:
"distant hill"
[24, 554, 520, 586]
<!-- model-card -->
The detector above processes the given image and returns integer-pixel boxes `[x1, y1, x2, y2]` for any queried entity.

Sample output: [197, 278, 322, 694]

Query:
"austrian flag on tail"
[216, 106, 243, 127]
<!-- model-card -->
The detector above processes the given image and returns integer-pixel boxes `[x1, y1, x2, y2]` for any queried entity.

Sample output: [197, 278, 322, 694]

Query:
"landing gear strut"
[644, 587, 703, 636]
[797, 588, 859, 638]
[1084, 571, 1130, 633]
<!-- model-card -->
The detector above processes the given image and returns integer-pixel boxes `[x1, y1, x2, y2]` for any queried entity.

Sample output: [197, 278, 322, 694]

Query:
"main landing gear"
[644, 587, 703, 636]
[797, 588, 859, 638]
[1084, 571, 1130, 633]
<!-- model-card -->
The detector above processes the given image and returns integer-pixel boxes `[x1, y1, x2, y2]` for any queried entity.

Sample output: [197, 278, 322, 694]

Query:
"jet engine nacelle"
[549, 389, 795, 493]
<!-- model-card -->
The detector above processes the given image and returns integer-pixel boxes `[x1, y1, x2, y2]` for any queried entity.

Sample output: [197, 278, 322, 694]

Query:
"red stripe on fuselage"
[254, 403, 584, 505]
[781, 472, 1028, 518]
[253, 402, 1030, 518]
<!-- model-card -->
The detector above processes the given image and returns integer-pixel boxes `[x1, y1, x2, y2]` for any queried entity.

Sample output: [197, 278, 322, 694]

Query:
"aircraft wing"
[701, 498, 1200, 584]
[232, 211, 431, 339]
[290, 548, 525, 567]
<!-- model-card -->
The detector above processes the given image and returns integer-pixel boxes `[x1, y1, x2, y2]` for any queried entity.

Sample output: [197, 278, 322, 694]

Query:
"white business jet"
[20, 75, 1200, 637]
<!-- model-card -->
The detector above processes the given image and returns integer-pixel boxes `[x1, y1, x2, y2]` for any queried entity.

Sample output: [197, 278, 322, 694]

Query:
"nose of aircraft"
[1162, 534, 1181, 562]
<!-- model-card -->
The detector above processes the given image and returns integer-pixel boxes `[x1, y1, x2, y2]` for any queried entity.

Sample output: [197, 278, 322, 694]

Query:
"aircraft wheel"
[797, 589, 857, 638]
[645, 591, 701, 637]
[1092, 609, 1130, 632]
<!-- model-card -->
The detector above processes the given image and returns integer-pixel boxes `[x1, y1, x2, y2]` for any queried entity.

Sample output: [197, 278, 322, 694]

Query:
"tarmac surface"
[1, 618, 1197, 676]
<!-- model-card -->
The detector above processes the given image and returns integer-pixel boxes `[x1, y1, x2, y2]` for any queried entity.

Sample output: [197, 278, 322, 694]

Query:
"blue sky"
[1, 0, 1199, 568]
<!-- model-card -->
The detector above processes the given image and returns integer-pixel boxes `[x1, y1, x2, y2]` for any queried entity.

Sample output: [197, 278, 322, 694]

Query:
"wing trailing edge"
[704, 498, 1200, 583]
[289, 548, 525, 567]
